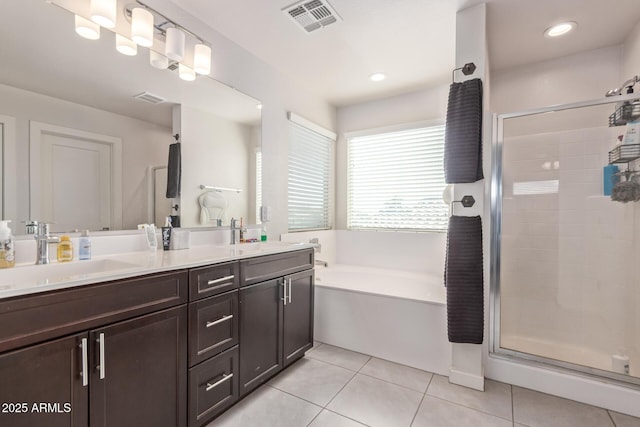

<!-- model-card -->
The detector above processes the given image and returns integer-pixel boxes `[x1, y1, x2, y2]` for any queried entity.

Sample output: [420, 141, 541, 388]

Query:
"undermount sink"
[0, 259, 141, 288]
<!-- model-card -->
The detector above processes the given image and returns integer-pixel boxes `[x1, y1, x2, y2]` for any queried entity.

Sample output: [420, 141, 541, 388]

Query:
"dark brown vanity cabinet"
[239, 249, 314, 396]
[0, 272, 189, 427]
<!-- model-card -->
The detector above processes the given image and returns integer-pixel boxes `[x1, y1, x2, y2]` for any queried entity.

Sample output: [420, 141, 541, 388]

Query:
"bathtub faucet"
[315, 259, 328, 267]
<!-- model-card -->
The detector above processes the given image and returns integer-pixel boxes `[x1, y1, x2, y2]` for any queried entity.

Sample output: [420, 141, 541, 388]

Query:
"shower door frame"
[490, 92, 640, 387]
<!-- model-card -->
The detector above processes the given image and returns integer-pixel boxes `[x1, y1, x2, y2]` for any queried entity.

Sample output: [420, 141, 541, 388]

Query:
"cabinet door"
[239, 278, 283, 396]
[283, 269, 314, 367]
[90, 306, 187, 427]
[0, 333, 88, 427]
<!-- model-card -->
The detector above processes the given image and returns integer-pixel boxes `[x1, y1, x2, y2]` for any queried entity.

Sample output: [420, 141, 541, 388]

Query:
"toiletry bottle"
[0, 220, 15, 268]
[57, 235, 73, 262]
[261, 225, 267, 242]
[603, 164, 620, 196]
[239, 217, 246, 243]
[79, 230, 91, 260]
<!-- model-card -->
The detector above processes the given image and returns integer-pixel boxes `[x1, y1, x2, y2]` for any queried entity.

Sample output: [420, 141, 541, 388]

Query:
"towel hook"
[452, 62, 476, 82]
[449, 195, 475, 213]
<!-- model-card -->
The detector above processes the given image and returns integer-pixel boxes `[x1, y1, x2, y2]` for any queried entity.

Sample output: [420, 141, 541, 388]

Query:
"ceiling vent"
[283, 0, 341, 33]
[133, 92, 166, 104]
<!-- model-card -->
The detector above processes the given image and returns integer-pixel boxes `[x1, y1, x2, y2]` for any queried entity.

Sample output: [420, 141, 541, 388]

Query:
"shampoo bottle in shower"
[603, 164, 619, 196]
[0, 220, 15, 269]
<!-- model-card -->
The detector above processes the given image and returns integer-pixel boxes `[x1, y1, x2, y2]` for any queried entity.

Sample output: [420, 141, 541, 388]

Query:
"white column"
[449, 2, 489, 392]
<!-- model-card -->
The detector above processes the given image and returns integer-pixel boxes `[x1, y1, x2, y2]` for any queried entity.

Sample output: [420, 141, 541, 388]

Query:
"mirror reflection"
[0, 0, 261, 234]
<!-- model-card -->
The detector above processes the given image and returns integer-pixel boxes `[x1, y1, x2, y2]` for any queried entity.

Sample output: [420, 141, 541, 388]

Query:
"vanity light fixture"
[544, 21, 577, 38]
[165, 27, 186, 61]
[116, 34, 137, 56]
[75, 15, 100, 40]
[131, 7, 154, 47]
[369, 72, 386, 82]
[193, 43, 212, 75]
[91, 0, 117, 28]
[149, 50, 169, 69]
[178, 63, 196, 81]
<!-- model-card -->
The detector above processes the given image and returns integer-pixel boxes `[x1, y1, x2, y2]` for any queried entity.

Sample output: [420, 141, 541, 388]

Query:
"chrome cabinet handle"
[207, 275, 235, 285]
[282, 279, 288, 306]
[80, 338, 88, 387]
[97, 332, 105, 380]
[206, 314, 233, 328]
[206, 373, 233, 391]
[288, 278, 292, 304]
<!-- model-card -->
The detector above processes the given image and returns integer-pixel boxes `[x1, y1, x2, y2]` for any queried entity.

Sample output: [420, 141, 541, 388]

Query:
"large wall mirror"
[0, 0, 262, 234]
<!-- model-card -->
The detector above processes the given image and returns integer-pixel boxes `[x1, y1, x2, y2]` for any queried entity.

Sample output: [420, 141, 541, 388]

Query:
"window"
[347, 123, 448, 231]
[288, 113, 335, 231]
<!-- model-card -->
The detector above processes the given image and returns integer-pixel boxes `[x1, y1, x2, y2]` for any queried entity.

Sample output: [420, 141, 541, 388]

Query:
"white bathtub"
[314, 264, 451, 375]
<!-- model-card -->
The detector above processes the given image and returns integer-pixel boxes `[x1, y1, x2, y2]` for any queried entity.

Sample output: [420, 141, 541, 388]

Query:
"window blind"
[347, 125, 448, 231]
[288, 121, 333, 231]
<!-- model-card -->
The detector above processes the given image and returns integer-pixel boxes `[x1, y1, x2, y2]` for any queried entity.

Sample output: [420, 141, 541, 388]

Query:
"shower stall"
[491, 92, 640, 386]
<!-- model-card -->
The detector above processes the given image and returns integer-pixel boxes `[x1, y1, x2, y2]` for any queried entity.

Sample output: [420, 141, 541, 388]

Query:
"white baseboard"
[449, 367, 485, 391]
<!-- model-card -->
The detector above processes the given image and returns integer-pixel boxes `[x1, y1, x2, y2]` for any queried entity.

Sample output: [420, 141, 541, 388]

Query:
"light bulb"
[194, 43, 211, 75]
[131, 8, 154, 47]
[116, 34, 137, 56]
[179, 63, 196, 81]
[75, 15, 100, 40]
[150, 50, 169, 69]
[165, 27, 185, 61]
[91, 0, 116, 28]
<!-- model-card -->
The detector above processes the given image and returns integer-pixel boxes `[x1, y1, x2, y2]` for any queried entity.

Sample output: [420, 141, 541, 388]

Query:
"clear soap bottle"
[57, 235, 73, 262]
[0, 220, 15, 268]
[79, 230, 91, 260]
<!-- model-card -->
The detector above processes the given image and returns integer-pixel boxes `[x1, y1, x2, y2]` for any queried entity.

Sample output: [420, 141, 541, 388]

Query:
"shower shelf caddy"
[608, 100, 640, 126]
[608, 144, 640, 164]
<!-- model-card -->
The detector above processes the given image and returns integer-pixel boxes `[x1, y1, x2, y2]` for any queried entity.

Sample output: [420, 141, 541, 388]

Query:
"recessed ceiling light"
[544, 21, 577, 38]
[369, 73, 386, 82]
[256, 104, 263, 110]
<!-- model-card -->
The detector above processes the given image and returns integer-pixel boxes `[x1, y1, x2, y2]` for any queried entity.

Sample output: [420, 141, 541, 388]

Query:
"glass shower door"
[492, 96, 640, 384]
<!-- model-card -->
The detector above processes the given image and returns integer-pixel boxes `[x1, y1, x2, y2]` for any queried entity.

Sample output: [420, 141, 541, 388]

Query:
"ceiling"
[171, 0, 640, 107]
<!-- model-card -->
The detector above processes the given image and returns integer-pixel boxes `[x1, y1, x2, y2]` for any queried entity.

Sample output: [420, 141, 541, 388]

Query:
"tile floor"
[208, 343, 640, 427]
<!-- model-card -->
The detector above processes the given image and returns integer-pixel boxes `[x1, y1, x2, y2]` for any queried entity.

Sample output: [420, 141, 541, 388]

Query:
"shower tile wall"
[500, 125, 639, 377]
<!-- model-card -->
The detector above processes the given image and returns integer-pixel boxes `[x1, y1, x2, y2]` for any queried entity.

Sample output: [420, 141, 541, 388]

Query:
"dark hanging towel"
[166, 142, 181, 198]
[444, 78, 484, 183]
[445, 215, 484, 344]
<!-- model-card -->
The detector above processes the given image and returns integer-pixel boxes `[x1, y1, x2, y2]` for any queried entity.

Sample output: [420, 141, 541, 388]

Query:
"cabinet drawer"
[189, 346, 238, 427]
[189, 262, 239, 300]
[240, 249, 313, 287]
[189, 291, 238, 366]
[0, 271, 188, 353]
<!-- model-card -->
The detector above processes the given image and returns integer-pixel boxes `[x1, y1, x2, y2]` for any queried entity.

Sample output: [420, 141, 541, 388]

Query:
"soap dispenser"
[0, 220, 15, 268]
[57, 236, 73, 262]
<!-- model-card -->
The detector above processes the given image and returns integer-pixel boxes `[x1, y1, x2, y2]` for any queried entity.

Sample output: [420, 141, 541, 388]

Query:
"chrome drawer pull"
[81, 338, 88, 387]
[206, 373, 233, 391]
[97, 332, 105, 380]
[207, 275, 235, 285]
[206, 314, 233, 328]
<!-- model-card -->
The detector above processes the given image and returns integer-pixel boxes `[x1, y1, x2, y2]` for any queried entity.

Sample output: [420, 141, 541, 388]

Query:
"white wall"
[177, 105, 253, 227]
[623, 21, 640, 79]
[0, 83, 171, 230]
[146, 0, 336, 239]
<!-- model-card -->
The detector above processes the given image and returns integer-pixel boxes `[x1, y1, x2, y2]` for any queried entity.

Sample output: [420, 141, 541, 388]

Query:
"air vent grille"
[283, 0, 341, 33]
[133, 92, 166, 104]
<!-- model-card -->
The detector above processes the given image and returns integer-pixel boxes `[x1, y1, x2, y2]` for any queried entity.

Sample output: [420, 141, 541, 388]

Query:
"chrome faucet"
[35, 223, 60, 265]
[230, 218, 240, 245]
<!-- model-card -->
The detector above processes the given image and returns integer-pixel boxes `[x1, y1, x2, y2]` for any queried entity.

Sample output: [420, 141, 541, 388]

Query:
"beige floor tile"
[360, 357, 433, 393]
[306, 343, 370, 371]
[309, 409, 368, 427]
[412, 396, 512, 427]
[268, 357, 355, 406]
[512, 386, 614, 427]
[327, 373, 422, 427]
[610, 411, 640, 427]
[426, 375, 512, 420]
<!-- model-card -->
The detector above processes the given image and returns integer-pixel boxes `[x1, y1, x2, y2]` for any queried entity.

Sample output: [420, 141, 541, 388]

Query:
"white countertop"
[0, 241, 313, 300]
